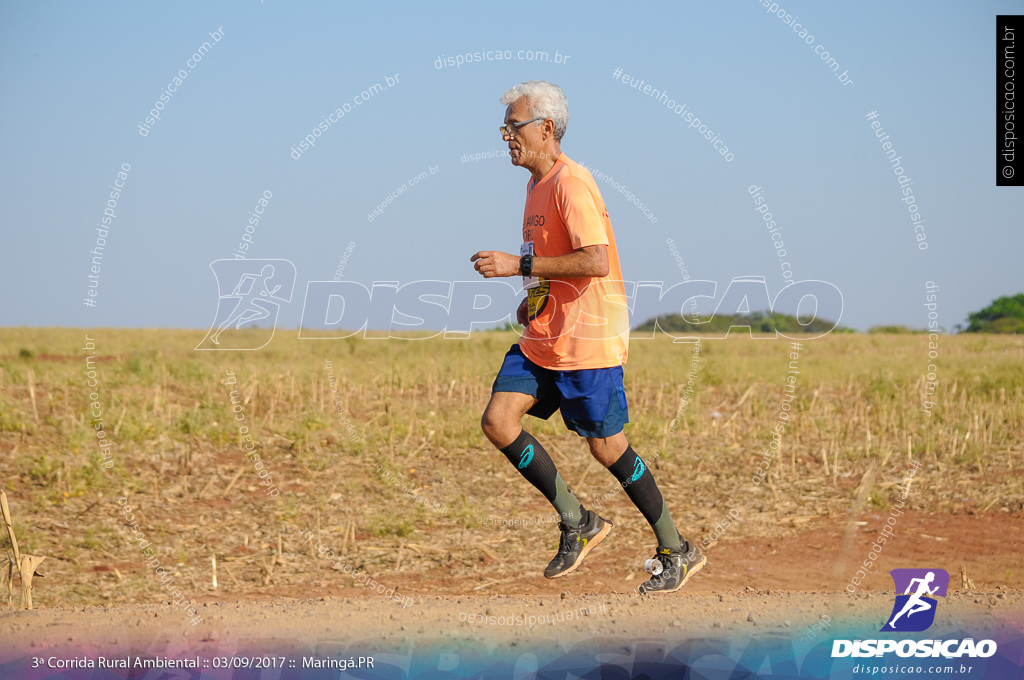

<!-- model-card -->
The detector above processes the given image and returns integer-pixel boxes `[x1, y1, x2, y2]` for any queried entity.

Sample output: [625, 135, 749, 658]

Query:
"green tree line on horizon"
[629, 293, 1024, 335]
[633, 310, 850, 335]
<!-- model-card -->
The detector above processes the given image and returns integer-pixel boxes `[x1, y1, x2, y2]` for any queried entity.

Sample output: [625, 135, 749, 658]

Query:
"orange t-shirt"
[519, 153, 630, 370]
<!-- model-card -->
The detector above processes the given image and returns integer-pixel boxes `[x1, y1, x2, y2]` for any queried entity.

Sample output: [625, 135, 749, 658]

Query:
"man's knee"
[587, 434, 628, 466]
[481, 408, 517, 447]
[586, 439, 606, 457]
[480, 411, 499, 439]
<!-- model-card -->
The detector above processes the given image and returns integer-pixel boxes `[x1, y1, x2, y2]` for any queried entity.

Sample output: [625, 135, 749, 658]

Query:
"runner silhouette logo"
[197, 259, 296, 350]
[881, 568, 949, 632]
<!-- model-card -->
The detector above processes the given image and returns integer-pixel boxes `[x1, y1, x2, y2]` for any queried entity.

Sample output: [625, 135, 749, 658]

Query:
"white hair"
[500, 80, 569, 141]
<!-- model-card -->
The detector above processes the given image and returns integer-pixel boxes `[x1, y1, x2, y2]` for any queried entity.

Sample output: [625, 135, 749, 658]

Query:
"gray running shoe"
[543, 509, 612, 579]
[638, 540, 706, 594]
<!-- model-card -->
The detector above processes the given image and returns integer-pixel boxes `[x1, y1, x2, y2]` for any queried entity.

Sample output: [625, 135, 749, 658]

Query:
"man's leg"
[484, 344, 612, 579]
[590, 432, 705, 594]
[587, 434, 682, 550]
[564, 367, 703, 593]
[481, 391, 583, 528]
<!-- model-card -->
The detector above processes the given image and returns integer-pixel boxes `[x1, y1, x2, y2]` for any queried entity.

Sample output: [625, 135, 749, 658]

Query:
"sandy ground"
[2, 513, 1023, 667]
[2, 590, 1022, 656]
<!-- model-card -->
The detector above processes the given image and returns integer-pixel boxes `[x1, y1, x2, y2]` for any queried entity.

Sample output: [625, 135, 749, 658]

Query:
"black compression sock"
[607, 445, 682, 550]
[500, 429, 583, 527]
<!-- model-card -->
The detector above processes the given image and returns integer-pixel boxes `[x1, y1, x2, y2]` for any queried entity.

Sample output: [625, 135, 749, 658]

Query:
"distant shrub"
[966, 293, 1024, 333]
[868, 325, 923, 334]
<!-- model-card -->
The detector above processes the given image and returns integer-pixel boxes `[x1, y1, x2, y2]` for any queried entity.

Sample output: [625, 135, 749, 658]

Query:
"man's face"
[504, 97, 542, 168]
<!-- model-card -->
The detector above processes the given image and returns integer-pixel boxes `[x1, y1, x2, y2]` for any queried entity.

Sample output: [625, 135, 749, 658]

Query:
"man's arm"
[471, 244, 609, 279]
[534, 244, 609, 278]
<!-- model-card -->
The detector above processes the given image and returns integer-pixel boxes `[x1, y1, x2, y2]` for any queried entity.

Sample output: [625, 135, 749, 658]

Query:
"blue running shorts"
[491, 344, 629, 438]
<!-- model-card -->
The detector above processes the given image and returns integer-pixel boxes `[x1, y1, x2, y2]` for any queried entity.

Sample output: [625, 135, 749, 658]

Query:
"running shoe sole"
[545, 520, 613, 579]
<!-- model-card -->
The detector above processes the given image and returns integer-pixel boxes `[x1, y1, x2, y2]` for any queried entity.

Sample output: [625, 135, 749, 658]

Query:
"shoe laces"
[652, 552, 674, 575]
[646, 550, 681, 580]
[556, 522, 581, 555]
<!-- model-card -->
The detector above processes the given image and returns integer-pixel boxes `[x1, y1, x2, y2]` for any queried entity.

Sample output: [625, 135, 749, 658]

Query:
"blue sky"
[0, 0, 1018, 332]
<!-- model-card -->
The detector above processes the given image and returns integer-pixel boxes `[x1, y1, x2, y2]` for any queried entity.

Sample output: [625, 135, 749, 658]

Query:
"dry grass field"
[1, 328, 1022, 617]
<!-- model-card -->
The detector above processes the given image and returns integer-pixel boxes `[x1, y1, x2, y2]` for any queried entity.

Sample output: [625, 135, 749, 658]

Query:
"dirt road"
[3, 512, 1022, 677]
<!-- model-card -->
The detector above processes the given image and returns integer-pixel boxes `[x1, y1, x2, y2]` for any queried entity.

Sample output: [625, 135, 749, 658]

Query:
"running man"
[471, 80, 705, 594]
[210, 264, 281, 345]
[888, 571, 939, 627]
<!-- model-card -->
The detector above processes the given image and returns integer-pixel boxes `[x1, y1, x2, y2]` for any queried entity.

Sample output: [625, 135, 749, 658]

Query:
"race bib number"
[527, 278, 550, 320]
[521, 241, 548, 320]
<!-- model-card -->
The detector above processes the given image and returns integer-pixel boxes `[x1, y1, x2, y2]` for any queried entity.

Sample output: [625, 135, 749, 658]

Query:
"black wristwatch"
[520, 253, 534, 277]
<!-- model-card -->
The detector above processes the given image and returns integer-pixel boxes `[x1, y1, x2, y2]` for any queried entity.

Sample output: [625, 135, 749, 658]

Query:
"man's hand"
[470, 251, 521, 278]
[516, 298, 529, 327]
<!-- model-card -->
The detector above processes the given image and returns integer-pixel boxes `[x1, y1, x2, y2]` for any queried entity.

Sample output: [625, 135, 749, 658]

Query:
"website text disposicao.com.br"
[290, 73, 400, 159]
[434, 48, 569, 69]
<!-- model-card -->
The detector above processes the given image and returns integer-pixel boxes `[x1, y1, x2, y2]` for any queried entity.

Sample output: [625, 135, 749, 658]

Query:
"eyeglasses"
[500, 117, 545, 138]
